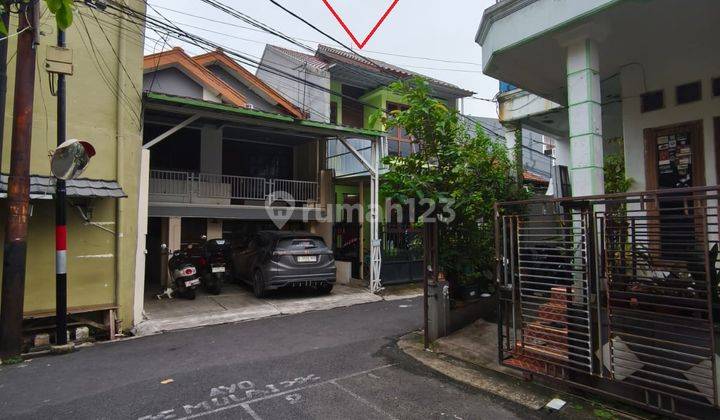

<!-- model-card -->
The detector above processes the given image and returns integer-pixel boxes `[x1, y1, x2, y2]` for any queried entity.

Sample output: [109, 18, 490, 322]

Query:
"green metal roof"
[145, 92, 383, 138]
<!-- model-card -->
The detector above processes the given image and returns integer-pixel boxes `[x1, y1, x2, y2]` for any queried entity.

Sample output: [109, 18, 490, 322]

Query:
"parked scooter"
[158, 243, 201, 300]
[197, 236, 232, 295]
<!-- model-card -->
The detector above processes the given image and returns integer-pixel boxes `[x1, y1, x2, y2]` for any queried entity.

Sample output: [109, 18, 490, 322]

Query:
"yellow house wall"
[0, 2, 146, 330]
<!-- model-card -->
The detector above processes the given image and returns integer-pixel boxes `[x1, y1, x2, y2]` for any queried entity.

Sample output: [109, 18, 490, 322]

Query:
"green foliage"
[604, 138, 632, 194]
[0, 0, 74, 35]
[375, 77, 529, 287]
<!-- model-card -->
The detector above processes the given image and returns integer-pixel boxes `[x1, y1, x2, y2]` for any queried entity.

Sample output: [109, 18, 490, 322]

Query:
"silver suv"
[232, 231, 336, 298]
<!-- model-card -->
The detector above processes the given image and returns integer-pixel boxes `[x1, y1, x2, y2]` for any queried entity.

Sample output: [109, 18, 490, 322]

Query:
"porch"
[495, 186, 720, 417]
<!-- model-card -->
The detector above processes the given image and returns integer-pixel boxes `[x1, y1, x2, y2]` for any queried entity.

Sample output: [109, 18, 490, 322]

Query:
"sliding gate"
[495, 186, 720, 418]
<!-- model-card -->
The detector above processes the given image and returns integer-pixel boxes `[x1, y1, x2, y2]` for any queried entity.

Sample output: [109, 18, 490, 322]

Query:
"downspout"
[114, 6, 127, 326]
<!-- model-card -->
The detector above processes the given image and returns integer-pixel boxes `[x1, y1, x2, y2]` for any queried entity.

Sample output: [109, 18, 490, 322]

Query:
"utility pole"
[54, 28, 68, 347]
[0, 0, 39, 361]
[0, 6, 10, 165]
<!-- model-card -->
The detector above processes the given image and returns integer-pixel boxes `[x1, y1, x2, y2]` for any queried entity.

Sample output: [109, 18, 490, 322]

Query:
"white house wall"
[620, 57, 720, 191]
[143, 67, 203, 99]
[478, 0, 617, 71]
[256, 48, 331, 123]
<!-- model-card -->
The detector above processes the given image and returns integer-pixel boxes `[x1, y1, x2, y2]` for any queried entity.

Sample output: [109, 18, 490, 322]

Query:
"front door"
[643, 120, 705, 256]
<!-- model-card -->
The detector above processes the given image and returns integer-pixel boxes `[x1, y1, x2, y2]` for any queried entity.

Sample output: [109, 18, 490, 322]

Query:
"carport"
[133, 93, 386, 331]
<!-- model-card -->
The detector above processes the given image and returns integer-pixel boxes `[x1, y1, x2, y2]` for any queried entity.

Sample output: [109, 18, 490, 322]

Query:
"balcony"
[149, 170, 318, 206]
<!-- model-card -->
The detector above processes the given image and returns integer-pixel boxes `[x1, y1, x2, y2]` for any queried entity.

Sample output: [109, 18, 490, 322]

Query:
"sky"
[144, 0, 499, 118]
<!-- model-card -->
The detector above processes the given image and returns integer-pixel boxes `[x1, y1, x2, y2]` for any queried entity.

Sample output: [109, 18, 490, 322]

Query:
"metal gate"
[495, 186, 720, 417]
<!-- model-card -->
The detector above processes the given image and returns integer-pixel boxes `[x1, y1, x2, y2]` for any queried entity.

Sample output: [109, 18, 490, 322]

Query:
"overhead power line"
[105, 1, 510, 147]
[151, 3, 483, 67]
[198, 0, 314, 53]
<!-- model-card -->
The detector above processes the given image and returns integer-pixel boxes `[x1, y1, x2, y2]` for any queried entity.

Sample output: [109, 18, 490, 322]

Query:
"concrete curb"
[397, 331, 549, 411]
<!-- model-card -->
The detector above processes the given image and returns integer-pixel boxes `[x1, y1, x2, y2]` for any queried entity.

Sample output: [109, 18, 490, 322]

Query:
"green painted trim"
[145, 92, 295, 122]
[359, 86, 388, 103]
[568, 99, 602, 107]
[297, 120, 383, 137]
[146, 92, 384, 138]
[570, 165, 603, 170]
[482, 0, 623, 74]
[569, 132, 602, 139]
[566, 67, 598, 78]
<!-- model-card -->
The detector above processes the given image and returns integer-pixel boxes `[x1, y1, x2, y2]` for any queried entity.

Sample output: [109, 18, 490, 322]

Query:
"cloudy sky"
[144, 0, 499, 118]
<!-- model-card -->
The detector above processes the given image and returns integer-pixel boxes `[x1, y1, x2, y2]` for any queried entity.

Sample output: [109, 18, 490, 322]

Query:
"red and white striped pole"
[54, 28, 68, 346]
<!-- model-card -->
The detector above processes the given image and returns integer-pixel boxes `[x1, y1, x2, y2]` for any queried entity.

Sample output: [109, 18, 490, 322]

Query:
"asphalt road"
[0, 297, 536, 420]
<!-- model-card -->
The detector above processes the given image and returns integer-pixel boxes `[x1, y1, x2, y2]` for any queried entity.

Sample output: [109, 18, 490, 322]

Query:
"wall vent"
[641, 90, 664, 113]
[676, 81, 701, 105]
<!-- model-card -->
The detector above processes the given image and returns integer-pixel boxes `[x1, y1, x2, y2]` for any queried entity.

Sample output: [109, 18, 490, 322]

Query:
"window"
[641, 90, 664, 113]
[676, 81, 701, 105]
[386, 102, 416, 157]
[712, 77, 720, 97]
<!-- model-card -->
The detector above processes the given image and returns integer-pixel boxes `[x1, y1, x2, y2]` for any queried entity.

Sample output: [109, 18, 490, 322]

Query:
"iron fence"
[495, 186, 720, 417]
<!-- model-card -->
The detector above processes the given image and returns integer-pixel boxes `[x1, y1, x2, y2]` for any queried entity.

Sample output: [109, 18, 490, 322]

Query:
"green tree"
[374, 77, 528, 290]
[0, 0, 74, 35]
[604, 138, 632, 194]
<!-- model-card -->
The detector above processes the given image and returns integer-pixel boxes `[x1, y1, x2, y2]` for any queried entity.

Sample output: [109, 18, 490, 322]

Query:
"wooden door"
[643, 120, 705, 258]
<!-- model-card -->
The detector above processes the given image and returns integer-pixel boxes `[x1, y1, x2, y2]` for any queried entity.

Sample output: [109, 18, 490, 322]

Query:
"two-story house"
[477, 0, 720, 417]
[137, 47, 383, 317]
[258, 44, 475, 285]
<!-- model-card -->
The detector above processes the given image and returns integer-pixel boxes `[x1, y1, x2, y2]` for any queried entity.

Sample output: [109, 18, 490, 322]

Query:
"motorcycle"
[159, 243, 201, 300]
[197, 236, 232, 295]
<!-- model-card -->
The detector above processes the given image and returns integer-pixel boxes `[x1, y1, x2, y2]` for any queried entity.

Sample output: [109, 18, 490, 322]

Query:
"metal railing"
[196, 173, 266, 200]
[272, 179, 318, 203]
[495, 186, 720, 417]
[148, 170, 191, 196]
[149, 170, 318, 204]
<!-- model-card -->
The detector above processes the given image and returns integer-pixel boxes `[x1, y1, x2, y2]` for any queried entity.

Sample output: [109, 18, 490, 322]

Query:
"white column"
[369, 137, 382, 293]
[502, 122, 523, 180]
[168, 217, 181, 289]
[133, 149, 150, 324]
[206, 219, 223, 240]
[566, 38, 604, 196]
[201, 125, 223, 174]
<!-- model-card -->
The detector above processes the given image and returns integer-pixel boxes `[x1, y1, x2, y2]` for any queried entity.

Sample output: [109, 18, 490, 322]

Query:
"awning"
[0, 174, 127, 200]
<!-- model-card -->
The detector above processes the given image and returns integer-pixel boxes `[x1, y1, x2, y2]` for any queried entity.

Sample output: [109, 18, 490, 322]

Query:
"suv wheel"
[253, 270, 266, 298]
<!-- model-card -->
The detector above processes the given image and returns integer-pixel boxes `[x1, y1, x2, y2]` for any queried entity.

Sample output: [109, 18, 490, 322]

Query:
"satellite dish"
[50, 139, 96, 180]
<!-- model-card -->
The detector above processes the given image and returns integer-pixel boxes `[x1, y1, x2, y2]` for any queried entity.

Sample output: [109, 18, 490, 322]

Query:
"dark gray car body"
[232, 231, 336, 290]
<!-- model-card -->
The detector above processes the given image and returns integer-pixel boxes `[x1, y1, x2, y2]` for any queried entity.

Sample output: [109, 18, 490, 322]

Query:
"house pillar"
[160, 217, 182, 288]
[206, 219, 222, 240]
[566, 38, 604, 196]
[201, 125, 223, 174]
[502, 122, 524, 182]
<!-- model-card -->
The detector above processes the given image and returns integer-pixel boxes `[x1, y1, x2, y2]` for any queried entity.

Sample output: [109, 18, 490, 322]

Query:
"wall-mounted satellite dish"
[50, 139, 96, 180]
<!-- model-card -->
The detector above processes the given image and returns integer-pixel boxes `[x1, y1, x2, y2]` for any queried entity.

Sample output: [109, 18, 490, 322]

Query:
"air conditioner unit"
[244, 104, 255, 110]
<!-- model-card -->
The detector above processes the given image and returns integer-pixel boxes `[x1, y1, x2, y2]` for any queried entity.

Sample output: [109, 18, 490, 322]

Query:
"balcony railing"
[495, 186, 720, 416]
[149, 170, 318, 204]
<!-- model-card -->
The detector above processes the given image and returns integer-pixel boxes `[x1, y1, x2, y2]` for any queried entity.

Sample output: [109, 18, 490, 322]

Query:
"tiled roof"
[316, 44, 474, 97]
[267, 45, 330, 70]
[144, 47, 248, 107]
[193, 49, 305, 118]
[0, 175, 127, 199]
[523, 170, 549, 185]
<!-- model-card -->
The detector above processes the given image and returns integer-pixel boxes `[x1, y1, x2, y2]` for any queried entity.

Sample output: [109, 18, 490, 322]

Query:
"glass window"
[388, 140, 399, 156]
[399, 141, 413, 157]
